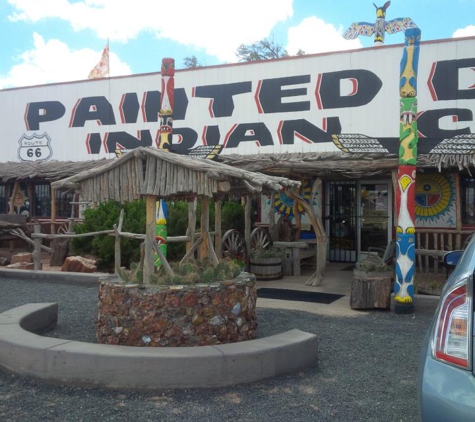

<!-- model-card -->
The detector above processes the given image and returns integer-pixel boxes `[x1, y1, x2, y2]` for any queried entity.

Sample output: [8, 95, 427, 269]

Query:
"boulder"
[0, 256, 11, 266]
[11, 252, 33, 264]
[6, 262, 35, 270]
[61, 256, 97, 273]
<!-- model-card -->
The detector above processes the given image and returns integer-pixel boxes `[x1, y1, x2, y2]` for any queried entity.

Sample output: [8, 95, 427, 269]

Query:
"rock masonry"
[96, 272, 257, 347]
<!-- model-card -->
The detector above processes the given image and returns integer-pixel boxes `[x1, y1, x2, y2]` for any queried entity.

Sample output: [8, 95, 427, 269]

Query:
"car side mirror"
[443, 250, 464, 267]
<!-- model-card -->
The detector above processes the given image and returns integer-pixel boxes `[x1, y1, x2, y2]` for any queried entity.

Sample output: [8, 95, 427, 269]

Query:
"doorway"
[325, 180, 393, 262]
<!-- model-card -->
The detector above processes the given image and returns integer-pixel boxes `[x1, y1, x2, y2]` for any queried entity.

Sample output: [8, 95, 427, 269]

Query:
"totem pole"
[394, 27, 421, 312]
[344, 4, 420, 312]
[343, 2, 417, 45]
[155, 58, 175, 268]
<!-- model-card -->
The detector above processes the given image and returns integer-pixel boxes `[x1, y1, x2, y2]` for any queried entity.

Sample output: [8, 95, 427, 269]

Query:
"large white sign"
[1, 37, 474, 163]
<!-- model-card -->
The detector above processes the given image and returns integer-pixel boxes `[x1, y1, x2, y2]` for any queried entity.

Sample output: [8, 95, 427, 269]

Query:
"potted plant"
[249, 248, 283, 280]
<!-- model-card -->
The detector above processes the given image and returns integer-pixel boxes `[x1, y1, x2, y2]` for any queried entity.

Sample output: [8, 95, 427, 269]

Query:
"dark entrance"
[325, 181, 357, 262]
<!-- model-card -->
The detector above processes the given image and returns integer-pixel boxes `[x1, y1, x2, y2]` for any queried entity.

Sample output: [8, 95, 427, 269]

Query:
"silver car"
[418, 235, 475, 422]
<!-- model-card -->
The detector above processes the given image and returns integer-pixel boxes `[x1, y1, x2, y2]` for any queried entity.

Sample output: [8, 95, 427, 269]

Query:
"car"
[418, 234, 475, 422]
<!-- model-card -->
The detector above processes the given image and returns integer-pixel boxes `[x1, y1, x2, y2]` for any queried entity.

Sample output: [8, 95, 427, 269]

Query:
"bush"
[70, 198, 255, 269]
[70, 200, 146, 270]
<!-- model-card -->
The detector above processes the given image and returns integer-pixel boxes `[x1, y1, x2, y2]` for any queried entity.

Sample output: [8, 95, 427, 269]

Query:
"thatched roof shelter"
[51, 147, 301, 201]
[216, 152, 475, 179]
[0, 159, 113, 183]
[50, 147, 303, 284]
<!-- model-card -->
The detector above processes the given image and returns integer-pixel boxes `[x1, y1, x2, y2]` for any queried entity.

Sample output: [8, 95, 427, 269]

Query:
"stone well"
[96, 273, 257, 347]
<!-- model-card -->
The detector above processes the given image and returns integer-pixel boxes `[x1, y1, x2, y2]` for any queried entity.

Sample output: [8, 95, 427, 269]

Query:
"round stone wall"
[96, 273, 257, 347]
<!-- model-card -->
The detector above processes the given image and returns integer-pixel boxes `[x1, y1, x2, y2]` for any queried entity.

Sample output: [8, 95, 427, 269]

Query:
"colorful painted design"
[394, 233, 415, 303]
[154, 199, 168, 268]
[274, 181, 313, 217]
[400, 27, 421, 97]
[415, 173, 456, 226]
[332, 134, 389, 153]
[343, 2, 418, 45]
[154, 58, 174, 269]
[158, 58, 175, 152]
[399, 97, 418, 165]
[396, 166, 416, 234]
[394, 22, 421, 305]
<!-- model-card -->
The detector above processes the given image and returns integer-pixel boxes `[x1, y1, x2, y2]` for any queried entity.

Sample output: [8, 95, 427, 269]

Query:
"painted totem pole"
[394, 27, 421, 311]
[344, 2, 417, 45]
[344, 4, 420, 311]
[154, 58, 175, 268]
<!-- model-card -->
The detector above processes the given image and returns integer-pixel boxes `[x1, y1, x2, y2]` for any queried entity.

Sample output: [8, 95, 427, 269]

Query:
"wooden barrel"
[249, 257, 283, 280]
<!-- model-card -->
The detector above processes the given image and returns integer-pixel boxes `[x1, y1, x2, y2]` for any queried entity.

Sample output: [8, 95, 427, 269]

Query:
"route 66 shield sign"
[17, 132, 53, 162]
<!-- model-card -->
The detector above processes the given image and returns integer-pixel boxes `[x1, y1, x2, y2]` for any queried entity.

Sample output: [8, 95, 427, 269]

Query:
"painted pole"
[155, 58, 175, 269]
[394, 28, 421, 313]
[344, 4, 420, 312]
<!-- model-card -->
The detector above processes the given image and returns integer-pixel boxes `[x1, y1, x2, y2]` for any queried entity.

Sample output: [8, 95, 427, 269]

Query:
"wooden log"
[49, 238, 69, 266]
[51, 188, 57, 234]
[114, 209, 125, 272]
[151, 242, 174, 276]
[350, 276, 392, 309]
[199, 197, 210, 260]
[33, 224, 42, 271]
[214, 200, 222, 259]
[180, 237, 203, 264]
[143, 195, 156, 284]
[244, 196, 251, 266]
[186, 199, 197, 252]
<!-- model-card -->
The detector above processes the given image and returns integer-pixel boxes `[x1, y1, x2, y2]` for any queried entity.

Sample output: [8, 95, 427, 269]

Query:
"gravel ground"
[0, 276, 436, 422]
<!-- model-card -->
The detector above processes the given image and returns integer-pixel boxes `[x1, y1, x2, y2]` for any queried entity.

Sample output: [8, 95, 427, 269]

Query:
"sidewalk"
[1, 248, 439, 318]
[256, 262, 440, 317]
[256, 263, 362, 317]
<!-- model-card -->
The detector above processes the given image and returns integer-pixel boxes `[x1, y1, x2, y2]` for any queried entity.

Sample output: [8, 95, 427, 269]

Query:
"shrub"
[70, 198, 255, 269]
[71, 200, 146, 270]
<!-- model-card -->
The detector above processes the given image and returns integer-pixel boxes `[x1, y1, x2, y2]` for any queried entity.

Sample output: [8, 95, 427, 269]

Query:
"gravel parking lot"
[0, 276, 437, 422]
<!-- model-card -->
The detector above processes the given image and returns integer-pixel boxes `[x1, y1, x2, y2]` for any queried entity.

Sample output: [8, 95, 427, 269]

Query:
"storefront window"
[55, 190, 75, 218]
[461, 176, 475, 226]
[0, 185, 9, 214]
[34, 184, 51, 217]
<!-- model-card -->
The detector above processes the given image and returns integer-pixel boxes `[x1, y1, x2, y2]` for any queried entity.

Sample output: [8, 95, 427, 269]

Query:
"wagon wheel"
[221, 229, 247, 261]
[57, 221, 71, 234]
[250, 227, 273, 250]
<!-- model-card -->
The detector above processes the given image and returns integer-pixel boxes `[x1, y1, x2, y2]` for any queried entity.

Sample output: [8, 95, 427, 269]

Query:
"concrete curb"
[0, 268, 107, 286]
[0, 303, 319, 390]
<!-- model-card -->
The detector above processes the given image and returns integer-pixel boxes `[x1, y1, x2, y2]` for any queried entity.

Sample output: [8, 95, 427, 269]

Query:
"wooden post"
[51, 188, 57, 234]
[244, 196, 251, 266]
[268, 193, 276, 241]
[214, 200, 222, 259]
[33, 224, 42, 271]
[199, 196, 209, 261]
[287, 186, 328, 286]
[9, 181, 19, 214]
[350, 276, 392, 309]
[455, 173, 462, 249]
[114, 209, 125, 273]
[144, 195, 156, 284]
[186, 198, 197, 252]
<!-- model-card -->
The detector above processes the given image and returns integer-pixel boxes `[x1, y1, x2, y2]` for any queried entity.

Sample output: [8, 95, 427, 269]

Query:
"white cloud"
[0, 33, 131, 89]
[453, 25, 475, 38]
[7, 0, 294, 62]
[286, 16, 362, 55]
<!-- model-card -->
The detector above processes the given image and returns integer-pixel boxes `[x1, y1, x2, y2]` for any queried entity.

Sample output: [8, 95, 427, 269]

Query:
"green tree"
[235, 38, 289, 62]
[183, 55, 202, 68]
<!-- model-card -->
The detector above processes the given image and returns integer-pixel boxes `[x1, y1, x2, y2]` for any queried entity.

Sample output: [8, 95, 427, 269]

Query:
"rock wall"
[96, 273, 257, 347]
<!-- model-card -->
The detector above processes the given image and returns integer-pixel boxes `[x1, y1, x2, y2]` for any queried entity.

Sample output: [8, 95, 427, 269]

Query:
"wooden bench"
[273, 241, 316, 276]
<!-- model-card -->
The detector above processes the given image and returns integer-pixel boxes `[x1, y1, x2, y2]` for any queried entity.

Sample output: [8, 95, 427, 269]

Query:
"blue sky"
[1, 0, 474, 89]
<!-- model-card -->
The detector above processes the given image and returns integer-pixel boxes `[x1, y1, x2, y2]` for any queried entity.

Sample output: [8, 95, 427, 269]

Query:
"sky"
[1, 0, 475, 90]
